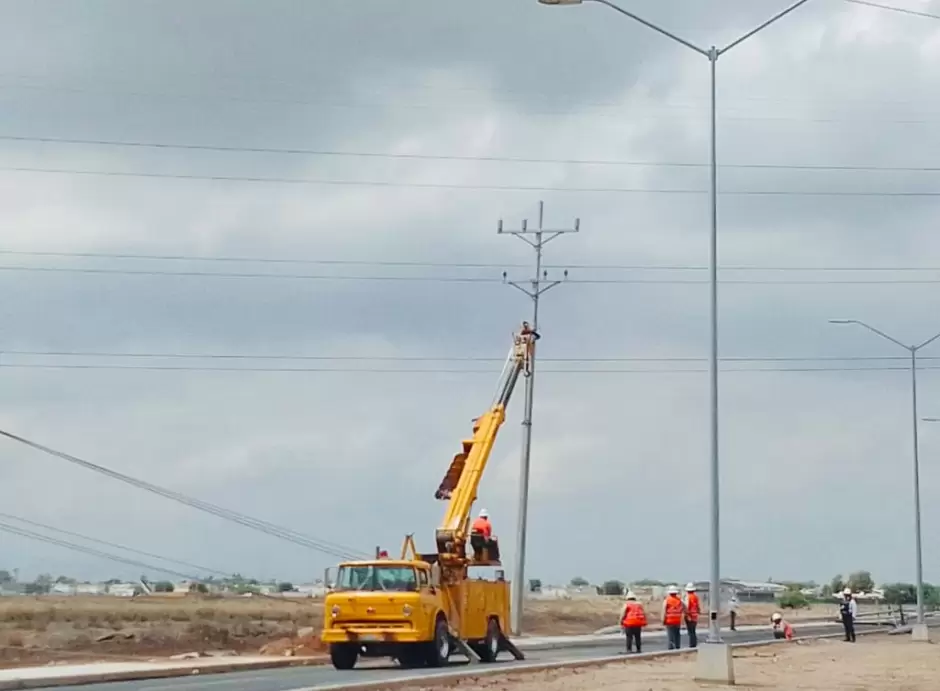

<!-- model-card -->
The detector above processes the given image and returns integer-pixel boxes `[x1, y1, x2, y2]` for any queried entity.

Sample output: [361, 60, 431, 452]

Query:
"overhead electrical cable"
[3, 134, 940, 172]
[3, 166, 940, 196]
[0, 428, 368, 561]
[0, 511, 231, 577]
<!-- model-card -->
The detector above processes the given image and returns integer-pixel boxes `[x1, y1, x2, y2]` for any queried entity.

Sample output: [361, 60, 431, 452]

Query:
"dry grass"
[0, 595, 855, 668]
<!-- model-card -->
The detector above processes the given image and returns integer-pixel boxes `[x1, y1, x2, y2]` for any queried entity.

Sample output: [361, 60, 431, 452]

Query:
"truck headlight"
[331, 605, 340, 618]
[402, 605, 412, 617]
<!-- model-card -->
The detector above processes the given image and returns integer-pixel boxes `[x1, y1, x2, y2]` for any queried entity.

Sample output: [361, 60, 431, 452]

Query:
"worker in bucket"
[620, 590, 647, 654]
[840, 587, 858, 642]
[771, 612, 794, 640]
[661, 585, 685, 650]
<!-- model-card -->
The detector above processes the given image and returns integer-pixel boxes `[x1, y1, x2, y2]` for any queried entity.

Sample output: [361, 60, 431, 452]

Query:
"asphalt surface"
[27, 622, 864, 691]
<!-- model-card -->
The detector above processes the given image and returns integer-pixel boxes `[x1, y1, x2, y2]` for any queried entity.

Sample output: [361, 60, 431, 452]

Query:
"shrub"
[777, 590, 809, 609]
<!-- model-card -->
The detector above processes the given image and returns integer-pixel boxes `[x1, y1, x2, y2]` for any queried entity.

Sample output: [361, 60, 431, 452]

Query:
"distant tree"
[569, 576, 589, 587]
[830, 574, 845, 594]
[601, 580, 625, 596]
[528, 579, 542, 593]
[778, 590, 809, 609]
[820, 584, 833, 598]
[882, 583, 916, 606]
[277, 582, 295, 593]
[847, 571, 874, 593]
[55, 575, 77, 585]
[0, 570, 12, 584]
[153, 581, 175, 593]
[189, 582, 209, 594]
[632, 579, 665, 587]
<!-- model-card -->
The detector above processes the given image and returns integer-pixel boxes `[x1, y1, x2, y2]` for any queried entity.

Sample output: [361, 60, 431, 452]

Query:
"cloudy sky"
[1, 0, 940, 589]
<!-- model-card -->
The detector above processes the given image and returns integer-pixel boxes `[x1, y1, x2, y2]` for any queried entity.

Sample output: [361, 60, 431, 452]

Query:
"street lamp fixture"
[829, 318, 940, 642]
[535, 0, 815, 684]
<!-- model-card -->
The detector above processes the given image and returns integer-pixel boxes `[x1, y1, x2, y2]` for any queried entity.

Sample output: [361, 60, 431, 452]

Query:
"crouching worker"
[620, 591, 648, 653]
[771, 612, 794, 640]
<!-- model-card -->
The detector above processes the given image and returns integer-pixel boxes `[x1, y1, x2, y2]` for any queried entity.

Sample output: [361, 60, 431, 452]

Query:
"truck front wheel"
[425, 617, 451, 667]
[330, 643, 359, 670]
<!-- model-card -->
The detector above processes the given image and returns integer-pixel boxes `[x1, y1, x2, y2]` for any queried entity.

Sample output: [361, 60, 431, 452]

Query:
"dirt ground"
[0, 595, 849, 669]
[396, 636, 939, 691]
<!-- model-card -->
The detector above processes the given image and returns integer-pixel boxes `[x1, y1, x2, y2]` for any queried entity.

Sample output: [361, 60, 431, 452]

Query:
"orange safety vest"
[622, 602, 648, 628]
[664, 595, 684, 626]
[686, 592, 700, 623]
[471, 517, 492, 538]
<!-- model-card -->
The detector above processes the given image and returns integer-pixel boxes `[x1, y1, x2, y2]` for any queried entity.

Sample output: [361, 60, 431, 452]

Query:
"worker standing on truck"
[771, 612, 794, 640]
[840, 587, 858, 642]
[620, 591, 647, 654]
[684, 583, 700, 648]
[662, 585, 685, 650]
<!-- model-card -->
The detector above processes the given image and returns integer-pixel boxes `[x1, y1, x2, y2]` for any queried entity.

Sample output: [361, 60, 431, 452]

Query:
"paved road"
[29, 622, 867, 691]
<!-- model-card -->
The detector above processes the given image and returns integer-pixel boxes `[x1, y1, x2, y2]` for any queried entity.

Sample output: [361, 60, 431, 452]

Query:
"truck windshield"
[335, 565, 418, 593]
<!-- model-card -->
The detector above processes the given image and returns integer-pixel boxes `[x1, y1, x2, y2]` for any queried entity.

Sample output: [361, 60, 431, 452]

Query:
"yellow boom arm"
[433, 330, 531, 566]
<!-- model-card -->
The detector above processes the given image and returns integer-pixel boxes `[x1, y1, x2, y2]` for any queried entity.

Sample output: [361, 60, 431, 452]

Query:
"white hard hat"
[668, 585, 679, 595]
[843, 587, 852, 595]
[771, 612, 782, 622]
[685, 583, 696, 592]
[625, 590, 637, 600]
[479, 509, 489, 518]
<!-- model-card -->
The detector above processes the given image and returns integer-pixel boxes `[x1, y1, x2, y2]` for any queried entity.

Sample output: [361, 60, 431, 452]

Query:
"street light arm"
[849, 321, 912, 351]
[719, 0, 815, 55]
[916, 330, 940, 351]
[586, 0, 709, 56]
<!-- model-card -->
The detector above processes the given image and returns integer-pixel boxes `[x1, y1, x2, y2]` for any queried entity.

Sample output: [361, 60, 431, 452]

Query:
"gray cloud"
[1, 0, 940, 590]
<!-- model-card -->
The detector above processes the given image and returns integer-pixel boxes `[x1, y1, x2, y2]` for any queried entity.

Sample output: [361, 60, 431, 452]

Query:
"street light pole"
[536, 2, 814, 676]
[829, 319, 940, 641]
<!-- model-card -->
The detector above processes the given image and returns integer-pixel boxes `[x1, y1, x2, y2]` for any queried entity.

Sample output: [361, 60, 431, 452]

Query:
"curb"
[0, 657, 326, 691]
[310, 626, 896, 691]
[0, 625, 896, 691]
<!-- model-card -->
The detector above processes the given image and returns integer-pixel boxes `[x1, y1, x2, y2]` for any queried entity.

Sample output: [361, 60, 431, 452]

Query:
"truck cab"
[322, 558, 448, 669]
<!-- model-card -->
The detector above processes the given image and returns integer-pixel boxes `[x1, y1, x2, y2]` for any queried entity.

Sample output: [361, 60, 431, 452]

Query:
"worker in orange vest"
[620, 590, 648, 654]
[684, 583, 701, 648]
[661, 585, 685, 650]
[771, 612, 794, 640]
[471, 509, 492, 539]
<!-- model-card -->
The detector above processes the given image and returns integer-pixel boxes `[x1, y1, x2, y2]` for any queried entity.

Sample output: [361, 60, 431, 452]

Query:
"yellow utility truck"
[321, 327, 533, 670]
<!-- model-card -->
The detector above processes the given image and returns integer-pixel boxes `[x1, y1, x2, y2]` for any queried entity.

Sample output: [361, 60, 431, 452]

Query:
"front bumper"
[322, 625, 429, 645]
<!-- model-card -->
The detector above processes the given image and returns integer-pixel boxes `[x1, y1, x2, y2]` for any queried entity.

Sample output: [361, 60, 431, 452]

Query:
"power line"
[2, 348, 939, 364]
[4, 248, 940, 274]
[3, 165, 940, 196]
[5, 134, 940, 173]
[3, 81, 940, 124]
[3, 264, 940, 284]
[0, 520, 207, 582]
[3, 362, 940, 375]
[0, 428, 368, 561]
[844, 0, 940, 20]
[0, 511, 230, 578]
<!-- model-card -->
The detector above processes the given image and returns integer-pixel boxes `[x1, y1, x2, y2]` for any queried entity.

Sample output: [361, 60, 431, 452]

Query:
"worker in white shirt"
[839, 587, 858, 642]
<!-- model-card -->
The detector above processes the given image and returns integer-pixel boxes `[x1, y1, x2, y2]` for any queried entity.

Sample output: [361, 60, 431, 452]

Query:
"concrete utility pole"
[498, 200, 580, 636]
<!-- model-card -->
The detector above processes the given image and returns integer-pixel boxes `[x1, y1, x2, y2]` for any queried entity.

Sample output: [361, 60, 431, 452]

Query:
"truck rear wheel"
[330, 643, 359, 670]
[425, 617, 451, 667]
[479, 618, 501, 662]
